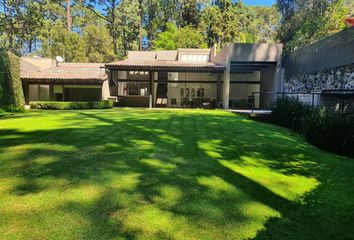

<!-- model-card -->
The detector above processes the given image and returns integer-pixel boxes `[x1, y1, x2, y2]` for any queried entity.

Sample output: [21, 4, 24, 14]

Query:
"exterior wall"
[285, 64, 354, 92]
[214, 43, 283, 109]
[283, 28, 354, 93]
[101, 79, 110, 100]
[283, 28, 354, 79]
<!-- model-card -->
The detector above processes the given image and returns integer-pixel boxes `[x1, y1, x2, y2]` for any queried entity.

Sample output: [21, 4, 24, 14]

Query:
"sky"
[243, 0, 276, 7]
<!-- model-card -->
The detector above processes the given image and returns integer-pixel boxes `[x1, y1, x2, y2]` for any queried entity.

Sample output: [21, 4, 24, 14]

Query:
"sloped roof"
[105, 60, 225, 73]
[21, 60, 107, 84]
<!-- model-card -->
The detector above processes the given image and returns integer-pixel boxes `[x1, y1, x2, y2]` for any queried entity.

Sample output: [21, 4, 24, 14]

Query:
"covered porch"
[106, 61, 225, 108]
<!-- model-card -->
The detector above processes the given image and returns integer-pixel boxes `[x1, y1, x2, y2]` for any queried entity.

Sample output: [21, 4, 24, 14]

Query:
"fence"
[247, 91, 354, 113]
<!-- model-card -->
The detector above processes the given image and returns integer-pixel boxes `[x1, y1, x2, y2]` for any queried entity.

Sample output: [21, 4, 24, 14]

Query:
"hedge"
[30, 100, 113, 110]
[271, 97, 354, 158]
[0, 51, 24, 111]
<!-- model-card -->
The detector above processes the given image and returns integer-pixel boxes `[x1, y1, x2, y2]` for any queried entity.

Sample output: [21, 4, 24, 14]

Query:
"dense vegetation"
[271, 97, 354, 158]
[0, 0, 352, 62]
[0, 51, 24, 111]
[30, 100, 113, 110]
[0, 109, 353, 239]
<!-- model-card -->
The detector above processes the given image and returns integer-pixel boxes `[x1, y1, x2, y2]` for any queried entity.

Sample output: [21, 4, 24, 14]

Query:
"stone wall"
[284, 63, 354, 92]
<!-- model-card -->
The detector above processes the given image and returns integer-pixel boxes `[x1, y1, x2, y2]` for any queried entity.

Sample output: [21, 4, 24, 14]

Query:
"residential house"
[20, 43, 283, 109]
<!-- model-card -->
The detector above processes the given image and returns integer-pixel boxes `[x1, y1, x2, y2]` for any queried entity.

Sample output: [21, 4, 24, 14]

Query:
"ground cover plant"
[0, 109, 353, 240]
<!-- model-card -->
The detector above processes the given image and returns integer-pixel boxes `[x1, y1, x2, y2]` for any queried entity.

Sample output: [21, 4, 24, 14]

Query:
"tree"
[249, 6, 280, 43]
[276, 0, 350, 52]
[84, 0, 125, 55]
[41, 22, 86, 62]
[152, 23, 207, 50]
[66, 0, 72, 31]
[84, 24, 115, 62]
[178, 0, 206, 27]
[0, 0, 44, 54]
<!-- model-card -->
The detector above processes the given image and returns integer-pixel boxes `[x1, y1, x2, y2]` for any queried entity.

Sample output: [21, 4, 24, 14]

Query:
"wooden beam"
[216, 73, 222, 106]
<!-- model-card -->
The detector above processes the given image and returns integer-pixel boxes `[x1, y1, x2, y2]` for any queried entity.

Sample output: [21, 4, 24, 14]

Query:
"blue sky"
[242, 0, 276, 6]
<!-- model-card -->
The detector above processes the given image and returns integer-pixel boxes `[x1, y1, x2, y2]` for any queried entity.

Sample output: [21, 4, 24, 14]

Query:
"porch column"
[23, 81, 29, 104]
[216, 73, 222, 106]
[223, 63, 230, 109]
[149, 71, 155, 107]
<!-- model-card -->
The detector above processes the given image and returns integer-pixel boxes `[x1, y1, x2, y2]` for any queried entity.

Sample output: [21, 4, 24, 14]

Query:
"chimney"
[210, 44, 217, 62]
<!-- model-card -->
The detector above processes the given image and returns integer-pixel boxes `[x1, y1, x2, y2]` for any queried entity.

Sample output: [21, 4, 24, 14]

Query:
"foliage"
[1, 0, 283, 59]
[83, 24, 116, 63]
[276, 0, 351, 52]
[41, 22, 86, 62]
[271, 96, 312, 132]
[303, 108, 354, 157]
[152, 23, 207, 50]
[29, 100, 113, 110]
[271, 97, 354, 158]
[0, 109, 353, 239]
[0, 51, 24, 111]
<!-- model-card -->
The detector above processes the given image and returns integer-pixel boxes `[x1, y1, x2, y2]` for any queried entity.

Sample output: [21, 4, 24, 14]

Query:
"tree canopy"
[0, 0, 351, 61]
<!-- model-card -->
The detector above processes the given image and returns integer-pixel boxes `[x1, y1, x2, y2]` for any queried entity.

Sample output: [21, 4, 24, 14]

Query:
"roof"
[105, 60, 225, 73]
[21, 60, 107, 84]
[109, 48, 224, 72]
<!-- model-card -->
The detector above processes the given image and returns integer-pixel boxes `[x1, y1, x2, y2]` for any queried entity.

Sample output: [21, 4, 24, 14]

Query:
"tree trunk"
[138, 0, 143, 51]
[123, 28, 127, 56]
[66, 0, 72, 31]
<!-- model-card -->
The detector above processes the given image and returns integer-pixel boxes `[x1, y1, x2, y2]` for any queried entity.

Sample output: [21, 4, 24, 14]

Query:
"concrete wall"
[214, 43, 283, 109]
[283, 28, 354, 93]
[283, 27, 354, 79]
[101, 80, 110, 100]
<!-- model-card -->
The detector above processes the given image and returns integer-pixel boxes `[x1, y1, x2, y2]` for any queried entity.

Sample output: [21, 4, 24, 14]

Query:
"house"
[105, 44, 283, 108]
[20, 57, 108, 104]
[20, 43, 283, 109]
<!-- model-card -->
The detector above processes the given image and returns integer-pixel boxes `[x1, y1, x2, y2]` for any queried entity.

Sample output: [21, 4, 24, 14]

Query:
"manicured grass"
[0, 109, 353, 240]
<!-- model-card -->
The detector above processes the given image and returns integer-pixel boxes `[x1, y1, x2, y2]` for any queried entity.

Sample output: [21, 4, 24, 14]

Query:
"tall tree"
[84, 23, 115, 62]
[66, 0, 72, 31]
[84, 0, 122, 55]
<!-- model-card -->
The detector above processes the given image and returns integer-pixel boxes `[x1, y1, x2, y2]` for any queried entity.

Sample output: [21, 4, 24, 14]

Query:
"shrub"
[303, 109, 354, 157]
[30, 100, 113, 110]
[271, 97, 354, 158]
[271, 97, 313, 132]
[0, 51, 24, 111]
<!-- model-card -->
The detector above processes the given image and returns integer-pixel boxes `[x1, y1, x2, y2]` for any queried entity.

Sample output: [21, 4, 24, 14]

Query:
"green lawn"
[0, 109, 353, 240]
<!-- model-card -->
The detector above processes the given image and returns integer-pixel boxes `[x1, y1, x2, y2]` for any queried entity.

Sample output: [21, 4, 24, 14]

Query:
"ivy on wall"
[0, 51, 24, 111]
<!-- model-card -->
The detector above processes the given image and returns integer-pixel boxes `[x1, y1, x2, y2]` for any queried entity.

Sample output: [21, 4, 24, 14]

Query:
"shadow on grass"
[0, 109, 353, 239]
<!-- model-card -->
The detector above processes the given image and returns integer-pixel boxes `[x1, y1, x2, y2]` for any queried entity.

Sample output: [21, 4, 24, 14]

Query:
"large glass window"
[118, 82, 149, 96]
[29, 84, 50, 101]
[168, 82, 216, 108]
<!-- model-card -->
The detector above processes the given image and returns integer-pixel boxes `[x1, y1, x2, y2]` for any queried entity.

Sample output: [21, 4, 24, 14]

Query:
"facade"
[20, 43, 284, 109]
[20, 57, 108, 104]
[105, 44, 283, 109]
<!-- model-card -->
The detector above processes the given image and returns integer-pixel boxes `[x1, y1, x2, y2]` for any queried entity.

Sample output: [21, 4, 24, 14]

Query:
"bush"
[30, 100, 113, 110]
[0, 51, 24, 111]
[271, 97, 354, 158]
[271, 97, 313, 132]
[303, 109, 354, 157]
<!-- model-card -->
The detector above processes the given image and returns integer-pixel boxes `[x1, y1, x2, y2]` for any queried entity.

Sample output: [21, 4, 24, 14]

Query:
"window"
[180, 88, 184, 98]
[181, 55, 209, 62]
[120, 82, 149, 96]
